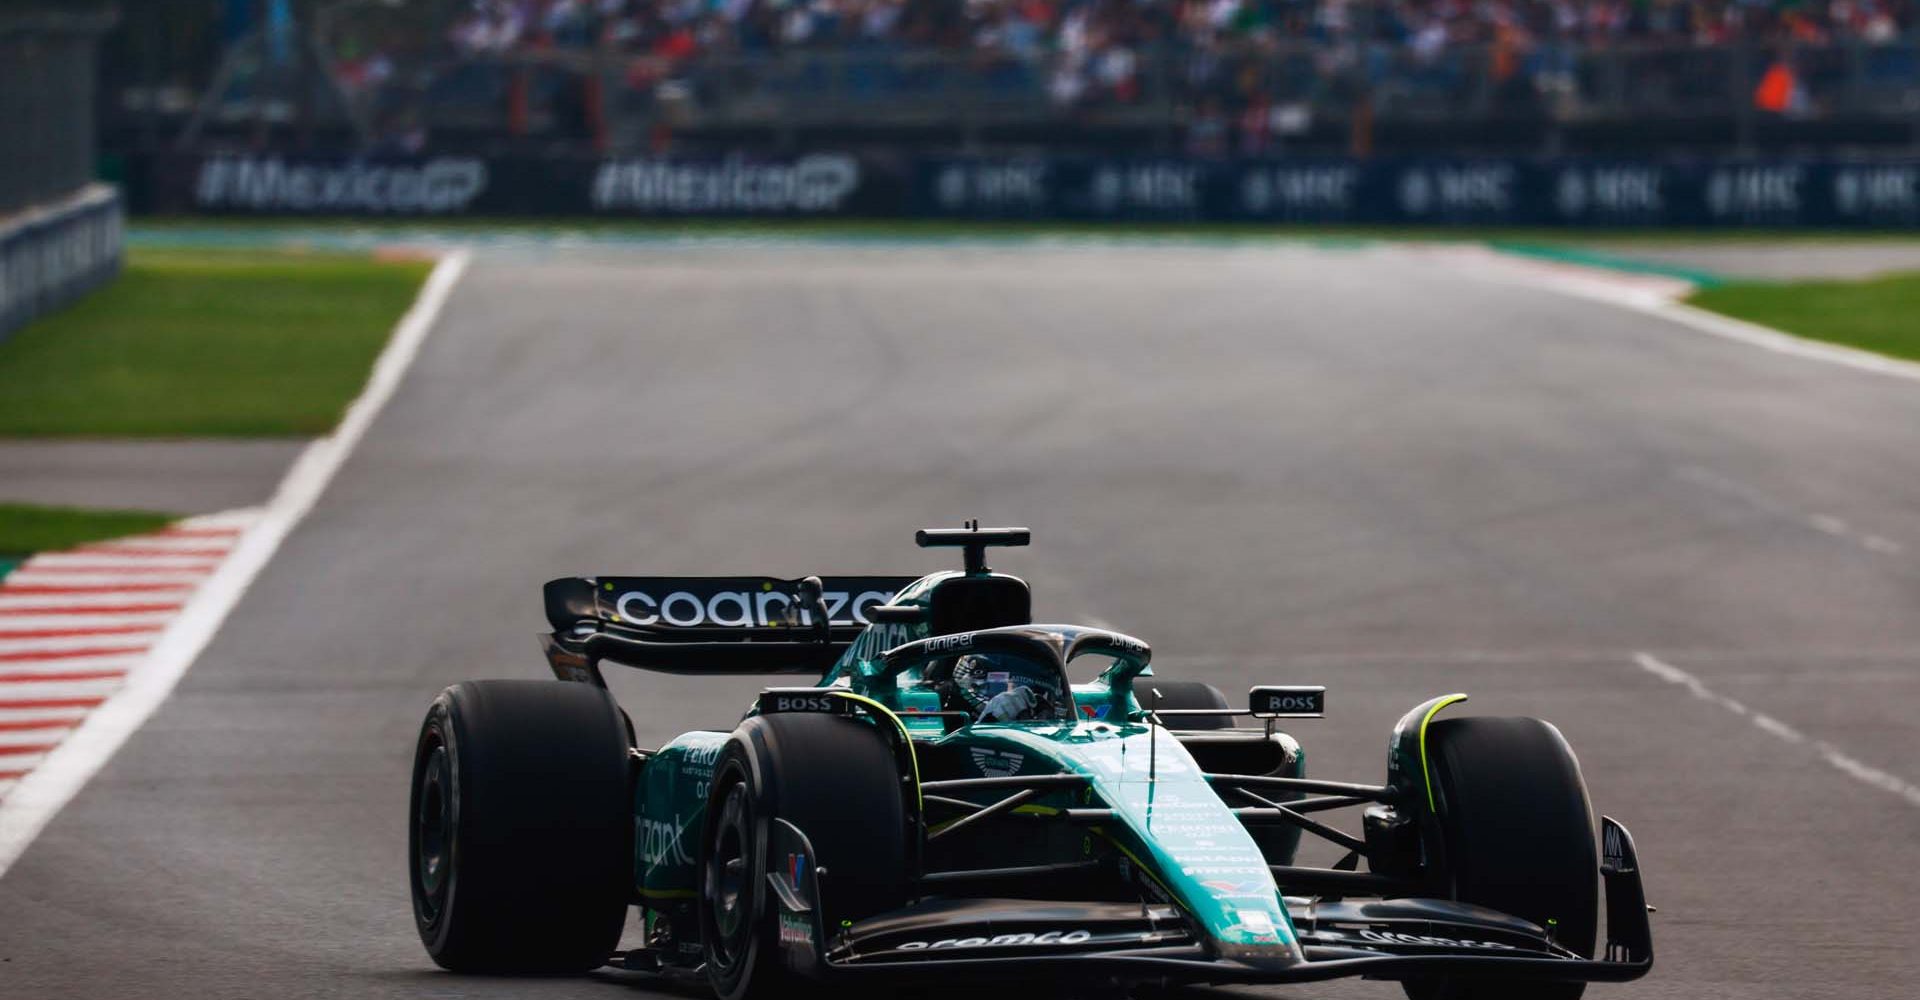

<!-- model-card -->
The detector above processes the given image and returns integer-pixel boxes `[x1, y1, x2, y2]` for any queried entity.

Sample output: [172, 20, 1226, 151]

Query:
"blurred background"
[96, 0, 1920, 156]
[5, 0, 1920, 226]
[4, 7, 1920, 999]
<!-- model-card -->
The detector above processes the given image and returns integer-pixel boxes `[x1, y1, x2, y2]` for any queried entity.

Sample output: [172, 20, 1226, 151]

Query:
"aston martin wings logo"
[970, 748, 1023, 778]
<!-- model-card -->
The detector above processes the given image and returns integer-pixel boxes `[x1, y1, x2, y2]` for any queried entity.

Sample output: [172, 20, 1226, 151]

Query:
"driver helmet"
[944, 653, 1066, 722]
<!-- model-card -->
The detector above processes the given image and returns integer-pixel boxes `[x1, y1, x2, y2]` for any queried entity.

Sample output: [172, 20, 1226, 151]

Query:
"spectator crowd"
[446, 0, 1915, 63]
[430, 0, 1913, 113]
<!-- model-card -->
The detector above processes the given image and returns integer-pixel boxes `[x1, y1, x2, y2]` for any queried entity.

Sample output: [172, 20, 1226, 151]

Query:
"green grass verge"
[1688, 271, 1920, 364]
[0, 503, 175, 560]
[0, 248, 433, 437]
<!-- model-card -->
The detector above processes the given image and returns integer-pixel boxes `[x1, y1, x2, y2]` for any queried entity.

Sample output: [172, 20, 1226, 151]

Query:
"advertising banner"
[139, 152, 1920, 228]
[151, 153, 903, 218]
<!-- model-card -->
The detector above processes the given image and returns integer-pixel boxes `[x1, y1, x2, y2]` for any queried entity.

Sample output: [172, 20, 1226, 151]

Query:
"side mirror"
[1249, 685, 1326, 718]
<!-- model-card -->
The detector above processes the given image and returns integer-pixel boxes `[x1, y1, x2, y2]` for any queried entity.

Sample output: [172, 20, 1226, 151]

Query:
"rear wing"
[543, 575, 919, 678]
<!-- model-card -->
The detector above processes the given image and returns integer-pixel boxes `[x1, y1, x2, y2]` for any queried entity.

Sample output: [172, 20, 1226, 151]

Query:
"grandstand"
[105, 0, 1920, 157]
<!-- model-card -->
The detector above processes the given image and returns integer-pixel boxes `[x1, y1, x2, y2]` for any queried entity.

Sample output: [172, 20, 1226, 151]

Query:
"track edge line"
[0, 249, 472, 877]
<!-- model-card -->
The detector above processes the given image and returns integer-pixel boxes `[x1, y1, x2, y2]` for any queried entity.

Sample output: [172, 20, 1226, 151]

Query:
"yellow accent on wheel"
[1419, 693, 1470, 812]
[829, 691, 923, 810]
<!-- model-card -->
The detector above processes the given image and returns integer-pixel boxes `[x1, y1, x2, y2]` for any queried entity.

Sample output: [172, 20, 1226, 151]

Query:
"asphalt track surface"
[4, 241, 1919, 999]
[0, 439, 305, 513]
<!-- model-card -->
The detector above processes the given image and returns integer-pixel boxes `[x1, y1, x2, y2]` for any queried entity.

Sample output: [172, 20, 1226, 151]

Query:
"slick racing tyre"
[1403, 717, 1599, 1000]
[1133, 679, 1236, 729]
[408, 680, 633, 973]
[700, 712, 909, 1000]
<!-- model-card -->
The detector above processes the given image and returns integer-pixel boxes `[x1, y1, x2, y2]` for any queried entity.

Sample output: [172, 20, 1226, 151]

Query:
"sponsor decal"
[1706, 164, 1804, 221]
[1239, 164, 1359, 218]
[679, 742, 724, 770]
[934, 160, 1051, 213]
[1181, 865, 1270, 878]
[194, 156, 488, 214]
[846, 619, 918, 663]
[640, 815, 693, 867]
[591, 155, 862, 214]
[1088, 163, 1202, 214]
[969, 748, 1024, 778]
[897, 930, 1093, 951]
[1234, 909, 1279, 941]
[779, 912, 813, 945]
[1833, 164, 1920, 220]
[761, 691, 851, 714]
[1202, 879, 1270, 896]
[670, 740, 725, 800]
[1250, 685, 1325, 717]
[1078, 703, 1111, 721]
[612, 586, 893, 628]
[1398, 164, 1514, 218]
[1358, 929, 1519, 951]
[1603, 822, 1632, 873]
[921, 633, 976, 653]
[1555, 165, 1665, 221]
[788, 853, 807, 890]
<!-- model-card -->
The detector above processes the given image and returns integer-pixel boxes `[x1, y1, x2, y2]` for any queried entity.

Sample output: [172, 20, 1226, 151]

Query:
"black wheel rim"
[413, 737, 453, 925]
[703, 781, 754, 973]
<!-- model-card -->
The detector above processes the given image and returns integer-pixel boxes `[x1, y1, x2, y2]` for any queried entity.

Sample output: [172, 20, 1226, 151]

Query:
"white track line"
[1674, 465, 1906, 558]
[1457, 244, 1920, 386]
[1633, 652, 1920, 808]
[0, 249, 470, 876]
[1643, 298, 1920, 386]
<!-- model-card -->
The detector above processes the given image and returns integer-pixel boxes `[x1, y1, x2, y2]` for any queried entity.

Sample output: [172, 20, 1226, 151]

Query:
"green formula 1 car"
[407, 525, 1653, 999]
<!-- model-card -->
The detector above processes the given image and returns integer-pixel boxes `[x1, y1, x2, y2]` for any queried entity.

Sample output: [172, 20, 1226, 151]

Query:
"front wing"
[760, 815, 1653, 987]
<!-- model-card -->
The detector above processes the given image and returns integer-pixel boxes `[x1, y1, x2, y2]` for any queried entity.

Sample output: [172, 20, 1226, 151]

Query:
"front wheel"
[408, 680, 633, 973]
[701, 712, 909, 1000]
[1403, 716, 1598, 1000]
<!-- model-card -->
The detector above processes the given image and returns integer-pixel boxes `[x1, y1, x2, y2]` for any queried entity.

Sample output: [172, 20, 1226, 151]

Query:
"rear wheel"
[1134, 679, 1236, 729]
[408, 680, 633, 973]
[701, 712, 909, 1000]
[1403, 716, 1598, 1000]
